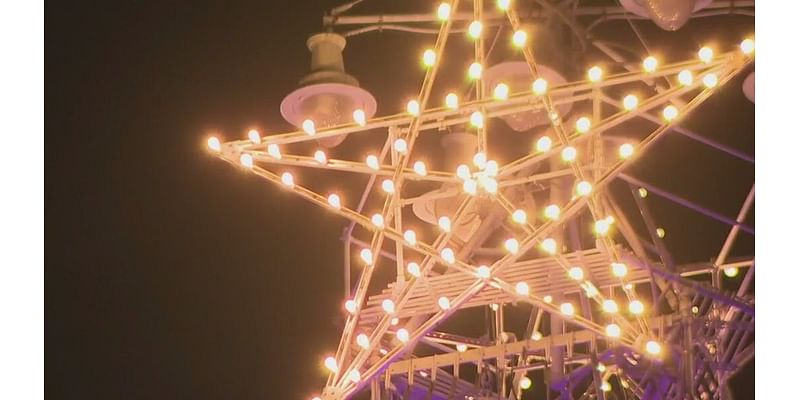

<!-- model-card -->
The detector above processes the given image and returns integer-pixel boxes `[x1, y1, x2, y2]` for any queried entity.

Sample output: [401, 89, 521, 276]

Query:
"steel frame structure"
[205, 1, 754, 399]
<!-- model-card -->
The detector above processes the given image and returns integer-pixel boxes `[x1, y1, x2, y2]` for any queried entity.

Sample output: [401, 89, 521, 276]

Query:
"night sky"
[46, 1, 753, 399]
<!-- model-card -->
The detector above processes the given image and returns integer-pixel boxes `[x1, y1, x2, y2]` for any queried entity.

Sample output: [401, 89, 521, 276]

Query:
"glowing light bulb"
[594, 219, 611, 236]
[473, 152, 487, 169]
[663, 105, 678, 121]
[629, 299, 645, 315]
[457, 343, 468, 352]
[407, 262, 421, 277]
[327, 194, 341, 210]
[656, 227, 666, 238]
[390, 318, 398, 326]
[532, 77, 548, 95]
[404, 230, 417, 246]
[611, 262, 627, 277]
[382, 299, 396, 314]
[366, 155, 380, 171]
[356, 333, 370, 349]
[348, 370, 361, 383]
[324, 356, 339, 372]
[587, 66, 603, 82]
[493, 83, 509, 100]
[623, 94, 639, 111]
[445, 92, 459, 110]
[456, 164, 471, 180]
[575, 117, 591, 133]
[393, 138, 408, 154]
[396, 328, 409, 342]
[345, 299, 357, 314]
[698, 46, 713, 63]
[441, 248, 456, 264]
[504, 238, 520, 254]
[740, 38, 755, 56]
[601, 381, 612, 392]
[584, 283, 599, 297]
[619, 143, 634, 159]
[568, 266, 584, 281]
[438, 216, 452, 232]
[597, 363, 606, 372]
[544, 204, 560, 220]
[381, 180, 395, 194]
[515, 281, 530, 296]
[470, 111, 484, 128]
[560, 302, 575, 317]
[724, 267, 739, 278]
[468, 20, 482, 39]
[605, 323, 621, 338]
[352, 108, 366, 126]
[422, 49, 436, 67]
[438, 296, 451, 310]
[642, 56, 658, 73]
[407, 100, 420, 116]
[561, 146, 577, 162]
[371, 214, 385, 229]
[638, 187, 648, 198]
[302, 119, 316, 136]
[512, 209, 527, 224]
[247, 129, 261, 144]
[437, 2, 451, 21]
[678, 69, 693, 86]
[520, 376, 532, 390]
[601, 299, 618, 314]
[576, 181, 592, 196]
[240, 153, 253, 169]
[541, 238, 557, 254]
[463, 179, 477, 195]
[512, 30, 527, 47]
[280, 172, 294, 187]
[267, 143, 281, 159]
[413, 161, 427, 177]
[536, 136, 552, 152]
[468, 62, 482, 80]
[485, 160, 498, 176]
[360, 249, 374, 265]
[497, 0, 511, 11]
[476, 265, 490, 278]
[207, 136, 221, 152]
[543, 295, 553, 304]
[314, 150, 327, 164]
[483, 177, 498, 194]
[531, 331, 543, 341]
[645, 340, 662, 355]
[703, 73, 718, 88]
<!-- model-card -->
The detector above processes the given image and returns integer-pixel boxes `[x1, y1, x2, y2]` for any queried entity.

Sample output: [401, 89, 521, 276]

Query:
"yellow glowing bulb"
[540, 238, 557, 255]
[353, 109, 366, 126]
[456, 164, 471, 180]
[360, 248, 374, 265]
[512, 209, 527, 224]
[207, 136, 221, 152]
[468, 20, 482, 39]
[576, 181, 592, 196]
[441, 248, 455, 264]
[597, 363, 606, 372]
[505, 238, 520, 254]
[356, 333, 370, 349]
[407, 100, 420, 116]
[611, 262, 627, 277]
[532, 78, 548, 95]
[470, 111, 484, 128]
[587, 66, 603, 82]
[314, 150, 327, 165]
[247, 129, 261, 144]
[619, 143, 634, 159]
[457, 343, 468, 352]
[437, 2, 451, 21]
[536, 136, 552, 152]
[639, 187, 648, 198]
[240, 153, 253, 169]
[280, 172, 294, 187]
[327, 194, 341, 210]
[543, 295, 553, 304]
[520, 376, 532, 390]
[602, 299, 618, 313]
[560, 302, 575, 317]
[645, 340, 662, 355]
[473, 152, 487, 169]
[468, 62, 482, 80]
[605, 323, 621, 338]
[656, 227, 666, 238]
[438, 296, 451, 310]
[381, 179, 395, 194]
[724, 267, 739, 278]
[413, 161, 428, 177]
[445, 92, 459, 110]
[601, 381, 612, 392]
[390, 318, 398, 326]
[623, 94, 639, 111]
[302, 119, 316, 136]
[703, 73, 718, 88]
[476, 265, 490, 279]
[348, 370, 361, 383]
[497, 0, 511, 11]
[324, 356, 339, 372]
[485, 160, 498, 176]
[345, 299, 357, 314]
[422, 49, 436, 67]
[407, 262, 421, 277]
[267, 143, 281, 159]
[493, 83, 509, 100]
[629, 300, 645, 315]
[394, 138, 408, 154]
[404, 230, 417, 246]
[575, 117, 591, 133]
[584, 283, 599, 298]
[642, 56, 658, 73]
[595, 219, 611, 236]
[438, 216, 452, 232]
[698, 46, 713, 63]
[366, 155, 380, 171]
[531, 331, 543, 341]
[544, 204, 560, 220]
[568, 266, 584, 281]
[382, 299, 396, 314]
[396, 328, 409, 342]
[512, 30, 527, 47]
[371, 213, 385, 229]
[678, 69, 693, 86]
[483, 177, 498, 194]
[463, 179, 478, 195]
[740, 38, 755, 56]
[662, 105, 678, 121]
[515, 281, 530, 296]
[561, 146, 577, 162]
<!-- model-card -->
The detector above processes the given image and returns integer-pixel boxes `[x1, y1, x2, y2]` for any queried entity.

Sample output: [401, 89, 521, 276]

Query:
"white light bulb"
[473, 152, 487, 169]
[645, 340, 661, 355]
[560, 302, 575, 317]
[267, 143, 281, 159]
[611, 262, 628, 277]
[396, 328, 409, 342]
[438, 296, 451, 310]
[493, 83, 509, 100]
[356, 333, 370, 349]
[568, 266, 584, 281]
[542, 295, 553, 304]
[512, 30, 527, 47]
[407, 100, 420, 116]
[642, 56, 658, 73]
[413, 161, 428, 176]
[485, 160, 498, 176]
[531, 331, 542, 341]
[438, 216, 452, 233]
[422, 49, 436, 67]
[327, 194, 341, 210]
[392, 138, 408, 155]
[456, 343, 468, 352]
[544, 204, 560, 220]
[463, 179, 477, 195]
[497, 0, 511, 11]
[595, 219, 611, 236]
[470, 111, 484, 128]
[619, 143, 634, 159]
[519, 376, 532, 390]
[247, 129, 261, 144]
[456, 164, 471, 180]
[511, 209, 527, 224]
[445, 92, 459, 110]
[240, 153, 253, 169]
[576, 181, 592, 196]
[324, 356, 339, 373]
[532, 78, 548, 95]
[348, 370, 361, 383]
[541, 238, 557, 254]
[476, 265, 490, 279]
[468, 62, 482, 80]
[629, 300, 644, 315]
[561, 146, 577, 162]
[366, 155, 380, 171]
[381, 179, 395, 194]
[504, 238, 520, 254]
[724, 267, 739, 278]
[698, 46, 713, 63]
[353, 109, 366, 126]
[404, 230, 417, 246]
[623, 94, 639, 111]
[437, 2, 451, 21]
[407, 262, 421, 277]
[663, 105, 678, 121]
[360, 249, 374, 265]
[441, 248, 455, 264]
[207, 136, 221, 152]
[703, 73, 718, 88]
[483, 177, 498, 194]
[575, 117, 591, 133]
[678, 69, 693, 86]
[302, 119, 316, 136]
[345, 299, 357, 314]
[314, 150, 327, 165]
[515, 281, 530, 296]
[371, 214, 385, 229]
[740, 38, 755, 56]
[606, 323, 621, 338]
[468, 20, 482, 39]
[587, 66, 603, 82]
[536, 136, 552, 152]
[382, 299, 396, 314]
[602, 299, 618, 313]
[280, 172, 294, 187]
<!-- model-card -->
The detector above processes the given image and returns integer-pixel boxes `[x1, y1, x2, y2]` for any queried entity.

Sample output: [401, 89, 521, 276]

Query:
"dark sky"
[46, 1, 753, 399]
